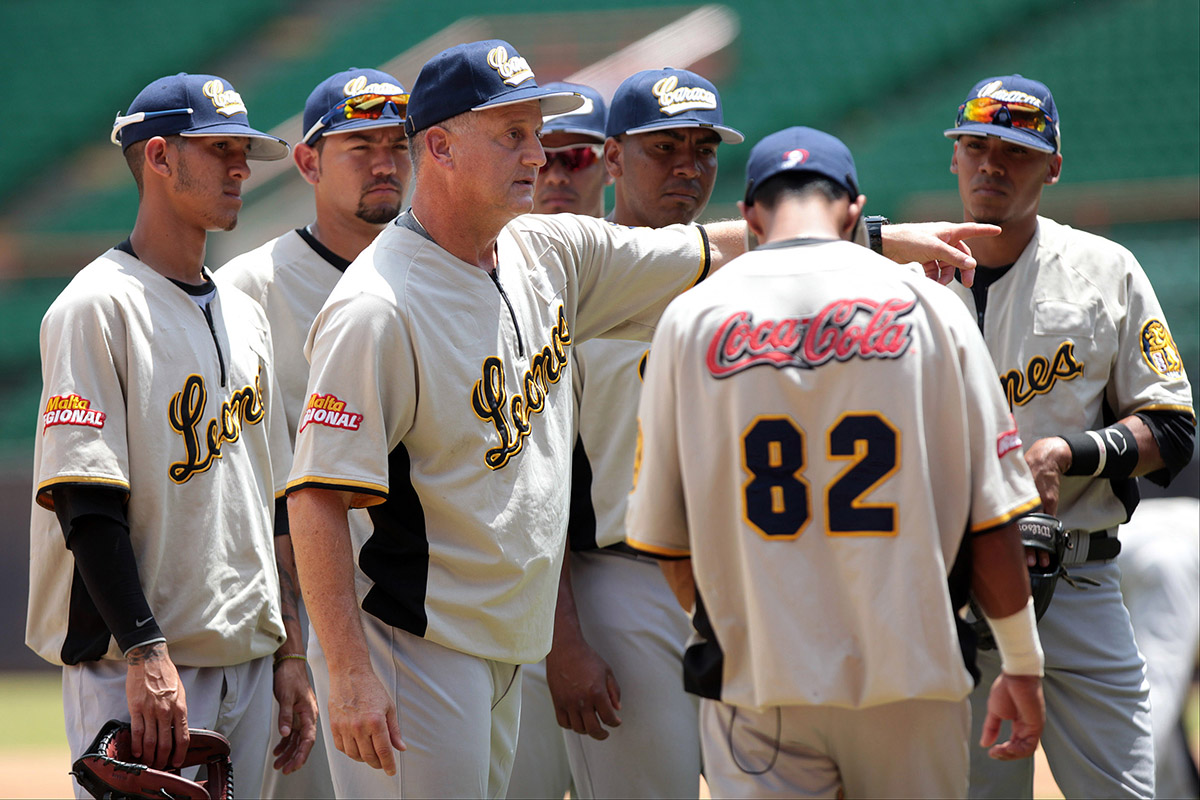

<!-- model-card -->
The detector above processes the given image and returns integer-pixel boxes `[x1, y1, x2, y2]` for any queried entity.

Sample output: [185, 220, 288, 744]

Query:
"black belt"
[1063, 530, 1121, 564]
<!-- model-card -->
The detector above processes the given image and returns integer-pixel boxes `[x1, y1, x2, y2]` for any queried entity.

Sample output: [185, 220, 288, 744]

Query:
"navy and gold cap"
[405, 40, 584, 136]
[111, 73, 289, 161]
[606, 67, 742, 144]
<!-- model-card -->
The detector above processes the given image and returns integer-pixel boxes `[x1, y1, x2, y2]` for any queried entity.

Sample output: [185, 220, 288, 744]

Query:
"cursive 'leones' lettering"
[472, 306, 572, 470]
[168, 370, 265, 484]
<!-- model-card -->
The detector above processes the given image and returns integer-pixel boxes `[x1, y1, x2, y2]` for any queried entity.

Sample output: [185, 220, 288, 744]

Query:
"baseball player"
[939, 74, 1196, 798]
[531, 81, 611, 217]
[544, 67, 743, 799]
[217, 66, 410, 800]
[625, 125, 1047, 799]
[1118, 496, 1200, 799]
[508, 80, 609, 800]
[25, 73, 317, 798]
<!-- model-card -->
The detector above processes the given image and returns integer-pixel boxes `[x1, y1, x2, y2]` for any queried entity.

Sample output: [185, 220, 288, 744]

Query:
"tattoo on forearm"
[126, 642, 166, 666]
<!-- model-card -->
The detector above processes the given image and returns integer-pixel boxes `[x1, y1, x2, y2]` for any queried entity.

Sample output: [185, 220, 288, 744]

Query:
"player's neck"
[308, 214, 386, 264]
[127, 212, 207, 284]
[410, 189, 501, 271]
[756, 201, 844, 245]
[965, 211, 1037, 268]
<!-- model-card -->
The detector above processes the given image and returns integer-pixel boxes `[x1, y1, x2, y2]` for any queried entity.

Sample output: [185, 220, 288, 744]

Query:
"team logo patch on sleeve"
[1140, 320, 1184, 378]
[43, 394, 106, 432]
[299, 393, 363, 433]
[997, 417, 1023, 458]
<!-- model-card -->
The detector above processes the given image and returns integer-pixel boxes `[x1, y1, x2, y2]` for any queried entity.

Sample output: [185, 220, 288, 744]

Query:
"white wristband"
[986, 597, 1044, 676]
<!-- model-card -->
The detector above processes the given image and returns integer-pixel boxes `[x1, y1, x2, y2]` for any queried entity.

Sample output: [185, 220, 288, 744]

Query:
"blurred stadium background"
[0, 0, 1195, 670]
[0, 2, 1195, 796]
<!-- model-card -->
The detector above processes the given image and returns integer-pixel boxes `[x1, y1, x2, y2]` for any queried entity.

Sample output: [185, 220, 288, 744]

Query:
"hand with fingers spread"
[272, 657, 319, 774]
[328, 665, 406, 776]
[981, 672, 1045, 760]
[881, 221, 1002, 287]
[546, 632, 622, 741]
[125, 642, 188, 770]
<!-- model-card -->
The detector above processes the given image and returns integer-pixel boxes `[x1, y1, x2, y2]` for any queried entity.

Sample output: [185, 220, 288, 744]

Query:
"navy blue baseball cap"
[743, 126, 859, 205]
[944, 74, 1060, 154]
[111, 73, 289, 161]
[404, 40, 584, 136]
[301, 68, 408, 146]
[606, 68, 743, 144]
[540, 82, 607, 141]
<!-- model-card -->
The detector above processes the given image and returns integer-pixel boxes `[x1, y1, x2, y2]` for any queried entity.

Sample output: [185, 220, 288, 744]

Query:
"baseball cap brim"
[472, 88, 585, 119]
[944, 123, 1055, 154]
[320, 116, 406, 137]
[180, 122, 290, 161]
[622, 119, 744, 145]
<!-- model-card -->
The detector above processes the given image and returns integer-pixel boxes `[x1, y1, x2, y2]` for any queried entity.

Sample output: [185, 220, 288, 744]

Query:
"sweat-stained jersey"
[626, 239, 1040, 710]
[946, 216, 1194, 534]
[27, 249, 290, 667]
[287, 212, 709, 665]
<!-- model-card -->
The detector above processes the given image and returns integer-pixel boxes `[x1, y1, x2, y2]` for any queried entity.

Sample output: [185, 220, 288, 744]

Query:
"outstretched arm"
[880, 221, 1002, 287]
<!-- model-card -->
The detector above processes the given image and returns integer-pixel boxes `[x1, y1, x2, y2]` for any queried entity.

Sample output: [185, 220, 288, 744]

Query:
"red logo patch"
[706, 298, 916, 378]
[299, 393, 363, 433]
[997, 417, 1023, 459]
[43, 393, 106, 432]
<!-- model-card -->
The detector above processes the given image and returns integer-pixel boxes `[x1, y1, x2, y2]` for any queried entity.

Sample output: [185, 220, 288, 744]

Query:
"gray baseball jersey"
[952, 217, 1195, 800]
[27, 248, 289, 668]
[626, 239, 1039, 709]
[287, 212, 709, 665]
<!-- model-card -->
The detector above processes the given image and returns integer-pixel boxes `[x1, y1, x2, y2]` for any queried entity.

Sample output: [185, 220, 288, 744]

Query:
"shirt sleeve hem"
[625, 536, 690, 558]
[970, 495, 1043, 535]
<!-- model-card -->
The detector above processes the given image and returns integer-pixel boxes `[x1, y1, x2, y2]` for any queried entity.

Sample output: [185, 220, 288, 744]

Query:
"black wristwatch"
[864, 215, 888, 254]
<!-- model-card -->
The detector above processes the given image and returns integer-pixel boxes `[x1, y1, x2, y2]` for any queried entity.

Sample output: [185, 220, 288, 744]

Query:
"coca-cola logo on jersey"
[705, 297, 916, 378]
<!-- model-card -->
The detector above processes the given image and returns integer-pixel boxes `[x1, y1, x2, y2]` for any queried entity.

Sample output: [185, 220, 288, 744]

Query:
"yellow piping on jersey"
[284, 476, 389, 506]
[626, 536, 690, 558]
[35, 475, 131, 511]
[970, 495, 1042, 534]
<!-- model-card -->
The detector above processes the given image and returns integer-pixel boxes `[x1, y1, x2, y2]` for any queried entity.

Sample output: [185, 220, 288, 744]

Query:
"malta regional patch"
[299, 393, 363, 433]
[1140, 320, 1184, 378]
[43, 394, 106, 432]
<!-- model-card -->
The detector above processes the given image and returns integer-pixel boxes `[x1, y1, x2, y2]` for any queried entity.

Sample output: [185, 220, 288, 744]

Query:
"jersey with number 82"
[626, 240, 1040, 709]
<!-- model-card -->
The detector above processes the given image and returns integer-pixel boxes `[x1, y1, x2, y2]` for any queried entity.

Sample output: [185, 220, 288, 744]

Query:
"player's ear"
[143, 137, 172, 180]
[426, 126, 454, 168]
[739, 200, 764, 240]
[603, 137, 623, 179]
[1045, 153, 1063, 186]
[843, 195, 867, 239]
[950, 142, 960, 175]
[293, 142, 321, 187]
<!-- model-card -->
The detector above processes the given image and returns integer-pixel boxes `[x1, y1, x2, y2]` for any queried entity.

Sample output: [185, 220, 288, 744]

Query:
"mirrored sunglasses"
[957, 97, 1050, 133]
[540, 144, 603, 173]
[303, 93, 409, 145]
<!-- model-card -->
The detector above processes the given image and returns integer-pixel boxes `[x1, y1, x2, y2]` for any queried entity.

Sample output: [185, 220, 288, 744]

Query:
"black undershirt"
[960, 263, 1014, 332]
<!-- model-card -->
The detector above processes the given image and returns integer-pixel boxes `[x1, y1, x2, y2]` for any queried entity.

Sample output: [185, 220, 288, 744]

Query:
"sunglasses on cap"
[302, 92, 410, 145]
[110, 107, 194, 146]
[540, 144, 603, 173]
[957, 97, 1051, 133]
